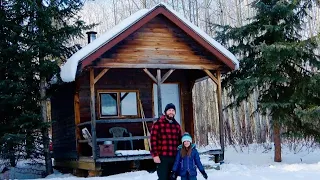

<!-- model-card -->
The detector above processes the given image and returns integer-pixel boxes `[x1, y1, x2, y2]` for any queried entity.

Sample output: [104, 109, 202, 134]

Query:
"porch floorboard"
[78, 154, 152, 163]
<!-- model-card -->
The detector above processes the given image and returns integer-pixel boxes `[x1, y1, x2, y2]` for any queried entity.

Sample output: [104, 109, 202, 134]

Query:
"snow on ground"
[0, 159, 46, 179]
[2, 142, 320, 179]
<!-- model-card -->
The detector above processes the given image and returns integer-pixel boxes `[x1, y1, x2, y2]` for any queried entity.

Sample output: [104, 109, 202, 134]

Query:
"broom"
[139, 98, 150, 151]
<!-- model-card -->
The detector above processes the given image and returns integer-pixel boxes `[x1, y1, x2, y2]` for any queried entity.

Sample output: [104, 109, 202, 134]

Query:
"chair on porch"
[109, 127, 133, 151]
[81, 127, 92, 147]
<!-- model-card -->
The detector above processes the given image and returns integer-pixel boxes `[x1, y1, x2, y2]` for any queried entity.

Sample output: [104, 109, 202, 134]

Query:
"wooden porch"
[71, 67, 226, 164]
[76, 117, 157, 161]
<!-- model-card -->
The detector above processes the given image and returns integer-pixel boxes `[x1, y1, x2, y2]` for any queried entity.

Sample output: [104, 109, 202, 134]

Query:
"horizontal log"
[139, 27, 173, 33]
[105, 49, 214, 57]
[113, 52, 209, 60]
[54, 158, 101, 171]
[105, 58, 215, 65]
[115, 48, 196, 54]
[113, 45, 212, 59]
[95, 118, 157, 124]
[122, 38, 188, 45]
[134, 28, 187, 36]
[78, 136, 150, 143]
[97, 136, 150, 142]
[126, 33, 195, 42]
[120, 40, 199, 49]
[121, 43, 198, 50]
[77, 118, 157, 126]
[96, 155, 152, 162]
[129, 32, 175, 38]
[105, 56, 214, 63]
[94, 63, 222, 70]
[79, 156, 95, 162]
[99, 57, 219, 65]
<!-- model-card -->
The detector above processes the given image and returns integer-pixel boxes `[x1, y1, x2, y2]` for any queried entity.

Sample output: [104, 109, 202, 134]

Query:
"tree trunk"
[206, 80, 212, 140]
[112, 0, 117, 25]
[204, 0, 209, 33]
[9, 151, 16, 167]
[199, 81, 207, 145]
[218, 0, 225, 26]
[224, 89, 233, 144]
[253, 88, 261, 143]
[195, 82, 202, 144]
[241, 101, 247, 145]
[36, 0, 52, 175]
[188, 0, 192, 22]
[40, 77, 53, 175]
[235, 0, 243, 26]
[231, 94, 239, 142]
[274, 121, 282, 162]
[181, 0, 187, 18]
[142, 0, 147, 8]
[195, 0, 199, 26]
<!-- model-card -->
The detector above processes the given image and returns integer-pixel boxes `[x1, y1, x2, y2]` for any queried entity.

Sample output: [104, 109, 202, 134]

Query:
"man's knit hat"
[181, 132, 192, 143]
[164, 103, 176, 113]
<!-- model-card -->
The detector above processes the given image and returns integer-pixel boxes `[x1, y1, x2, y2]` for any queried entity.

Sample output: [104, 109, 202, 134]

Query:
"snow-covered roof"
[60, 2, 239, 82]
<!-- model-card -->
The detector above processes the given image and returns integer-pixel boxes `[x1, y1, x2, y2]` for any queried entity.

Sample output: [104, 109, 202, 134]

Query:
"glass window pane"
[100, 93, 117, 116]
[120, 92, 138, 116]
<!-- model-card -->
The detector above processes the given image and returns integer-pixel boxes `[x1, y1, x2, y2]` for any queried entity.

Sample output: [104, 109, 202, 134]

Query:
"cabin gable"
[94, 15, 224, 70]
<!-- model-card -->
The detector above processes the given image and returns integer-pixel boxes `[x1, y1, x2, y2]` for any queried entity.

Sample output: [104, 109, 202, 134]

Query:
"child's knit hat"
[181, 132, 192, 143]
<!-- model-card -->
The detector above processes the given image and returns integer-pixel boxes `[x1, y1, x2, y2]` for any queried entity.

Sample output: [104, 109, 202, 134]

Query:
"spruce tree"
[0, 0, 43, 167]
[214, 0, 320, 162]
[0, 0, 93, 175]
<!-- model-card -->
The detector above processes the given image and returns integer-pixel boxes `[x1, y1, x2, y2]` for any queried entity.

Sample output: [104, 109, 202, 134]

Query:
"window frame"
[97, 90, 140, 119]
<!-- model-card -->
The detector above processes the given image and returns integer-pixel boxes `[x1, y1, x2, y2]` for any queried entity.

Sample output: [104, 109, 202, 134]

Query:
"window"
[100, 93, 118, 116]
[98, 90, 139, 118]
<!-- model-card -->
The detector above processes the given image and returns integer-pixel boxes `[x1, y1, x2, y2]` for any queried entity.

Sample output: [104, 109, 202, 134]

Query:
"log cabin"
[50, 2, 239, 177]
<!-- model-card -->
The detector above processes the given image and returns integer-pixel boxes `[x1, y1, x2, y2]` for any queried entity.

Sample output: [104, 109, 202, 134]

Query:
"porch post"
[89, 68, 97, 160]
[203, 69, 225, 158]
[74, 79, 81, 156]
[216, 70, 225, 157]
[156, 69, 162, 117]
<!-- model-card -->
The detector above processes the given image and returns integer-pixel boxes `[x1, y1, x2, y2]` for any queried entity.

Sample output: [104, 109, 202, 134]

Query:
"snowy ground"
[2, 142, 320, 179]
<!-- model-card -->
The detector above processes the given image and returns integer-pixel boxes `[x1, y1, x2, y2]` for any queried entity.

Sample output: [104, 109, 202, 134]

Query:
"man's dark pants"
[157, 156, 176, 180]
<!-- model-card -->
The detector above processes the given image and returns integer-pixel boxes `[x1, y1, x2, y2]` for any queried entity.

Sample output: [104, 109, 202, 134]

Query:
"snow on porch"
[60, 2, 239, 82]
[114, 150, 150, 156]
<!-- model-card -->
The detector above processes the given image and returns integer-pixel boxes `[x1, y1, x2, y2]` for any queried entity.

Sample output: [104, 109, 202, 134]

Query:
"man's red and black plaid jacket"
[150, 115, 182, 157]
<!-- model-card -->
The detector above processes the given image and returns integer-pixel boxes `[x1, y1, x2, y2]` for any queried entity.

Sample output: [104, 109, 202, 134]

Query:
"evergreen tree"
[214, 0, 320, 162]
[0, 0, 43, 167]
[0, 0, 93, 175]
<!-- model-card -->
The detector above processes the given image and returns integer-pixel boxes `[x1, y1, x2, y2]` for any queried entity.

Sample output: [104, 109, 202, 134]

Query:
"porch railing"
[76, 118, 157, 160]
[77, 118, 157, 126]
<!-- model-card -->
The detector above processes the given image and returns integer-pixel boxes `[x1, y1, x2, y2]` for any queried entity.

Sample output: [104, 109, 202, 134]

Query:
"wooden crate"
[99, 144, 114, 157]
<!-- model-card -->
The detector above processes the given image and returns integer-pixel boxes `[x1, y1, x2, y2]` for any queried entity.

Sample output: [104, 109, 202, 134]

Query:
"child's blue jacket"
[172, 144, 205, 177]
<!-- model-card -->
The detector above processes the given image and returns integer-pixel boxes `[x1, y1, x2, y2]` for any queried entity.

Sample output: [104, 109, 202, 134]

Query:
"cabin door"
[153, 83, 181, 125]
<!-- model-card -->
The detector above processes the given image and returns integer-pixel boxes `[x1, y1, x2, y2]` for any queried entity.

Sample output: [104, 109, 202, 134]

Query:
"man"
[150, 103, 182, 180]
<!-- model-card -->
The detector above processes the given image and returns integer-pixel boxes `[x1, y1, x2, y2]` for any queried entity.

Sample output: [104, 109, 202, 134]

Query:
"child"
[170, 133, 208, 180]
